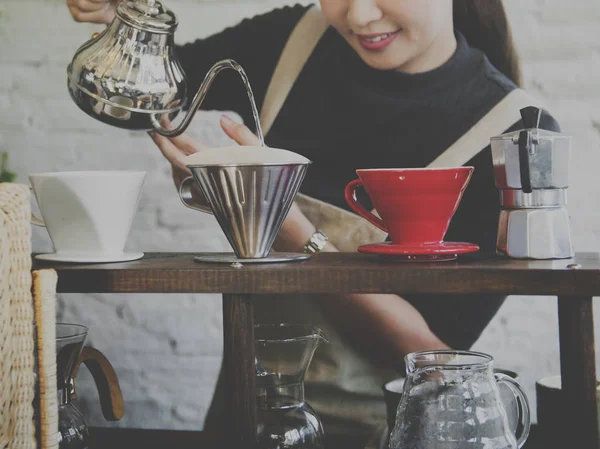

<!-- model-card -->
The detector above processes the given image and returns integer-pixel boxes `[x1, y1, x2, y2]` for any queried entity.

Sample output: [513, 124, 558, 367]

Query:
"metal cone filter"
[189, 162, 309, 259]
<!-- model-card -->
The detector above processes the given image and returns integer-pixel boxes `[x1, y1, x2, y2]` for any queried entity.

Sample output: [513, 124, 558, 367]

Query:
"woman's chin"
[358, 53, 409, 72]
[351, 43, 411, 72]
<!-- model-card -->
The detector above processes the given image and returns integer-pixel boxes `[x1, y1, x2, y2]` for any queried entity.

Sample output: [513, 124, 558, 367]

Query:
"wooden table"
[34, 252, 600, 449]
[88, 425, 547, 449]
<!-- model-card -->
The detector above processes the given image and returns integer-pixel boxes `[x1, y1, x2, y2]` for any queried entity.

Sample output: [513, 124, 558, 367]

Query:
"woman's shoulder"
[481, 56, 518, 96]
[480, 59, 561, 133]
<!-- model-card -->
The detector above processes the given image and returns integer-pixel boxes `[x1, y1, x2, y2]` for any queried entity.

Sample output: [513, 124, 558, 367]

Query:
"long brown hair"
[453, 0, 522, 86]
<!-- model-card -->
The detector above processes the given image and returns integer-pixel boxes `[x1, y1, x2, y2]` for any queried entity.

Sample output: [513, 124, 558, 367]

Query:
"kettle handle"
[517, 106, 542, 195]
[151, 59, 264, 145]
[517, 130, 533, 194]
[72, 346, 124, 421]
[494, 373, 531, 448]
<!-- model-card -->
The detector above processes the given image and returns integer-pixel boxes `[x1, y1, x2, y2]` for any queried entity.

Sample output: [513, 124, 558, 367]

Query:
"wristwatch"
[303, 230, 329, 254]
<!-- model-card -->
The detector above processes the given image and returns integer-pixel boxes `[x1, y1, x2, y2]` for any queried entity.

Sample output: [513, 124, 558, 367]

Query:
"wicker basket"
[0, 183, 58, 449]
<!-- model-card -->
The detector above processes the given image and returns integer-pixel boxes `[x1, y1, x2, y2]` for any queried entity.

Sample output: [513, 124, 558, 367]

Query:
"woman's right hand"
[149, 115, 261, 209]
[66, 0, 121, 25]
[148, 127, 211, 208]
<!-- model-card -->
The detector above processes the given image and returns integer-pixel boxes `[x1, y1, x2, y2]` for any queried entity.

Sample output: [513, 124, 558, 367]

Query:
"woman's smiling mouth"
[356, 30, 401, 51]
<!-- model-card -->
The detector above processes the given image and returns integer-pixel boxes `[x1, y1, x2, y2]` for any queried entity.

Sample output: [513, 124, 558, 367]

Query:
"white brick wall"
[1, 0, 599, 430]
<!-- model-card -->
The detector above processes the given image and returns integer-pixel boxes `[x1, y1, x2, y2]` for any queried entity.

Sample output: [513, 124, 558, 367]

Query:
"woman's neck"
[396, 28, 458, 74]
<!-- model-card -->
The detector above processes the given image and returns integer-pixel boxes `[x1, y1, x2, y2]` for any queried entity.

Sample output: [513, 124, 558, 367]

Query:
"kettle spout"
[312, 327, 329, 345]
[151, 59, 265, 145]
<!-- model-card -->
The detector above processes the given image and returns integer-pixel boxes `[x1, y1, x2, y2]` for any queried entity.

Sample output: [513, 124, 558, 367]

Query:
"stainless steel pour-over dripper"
[67, 0, 263, 142]
[179, 160, 310, 263]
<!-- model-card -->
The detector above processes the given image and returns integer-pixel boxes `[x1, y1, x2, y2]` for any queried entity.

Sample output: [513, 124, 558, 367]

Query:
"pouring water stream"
[150, 59, 265, 146]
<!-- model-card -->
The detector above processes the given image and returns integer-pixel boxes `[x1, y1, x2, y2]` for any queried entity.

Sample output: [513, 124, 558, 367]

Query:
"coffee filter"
[184, 145, 310, 166]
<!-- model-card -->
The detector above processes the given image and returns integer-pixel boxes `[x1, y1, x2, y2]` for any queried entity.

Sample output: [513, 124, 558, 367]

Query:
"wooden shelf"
[36, 251, 599, 449]
[88, 425, 547, 449]
[32, 252, 600, 296]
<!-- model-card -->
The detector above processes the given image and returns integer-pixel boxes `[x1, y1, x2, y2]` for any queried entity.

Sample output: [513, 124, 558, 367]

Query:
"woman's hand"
[149, 121, 209, 206]
[219, 115, 261, 146]
[66, 0, 121, 25]
[148, 115, 261, 206]
[217, 116, 318, 252]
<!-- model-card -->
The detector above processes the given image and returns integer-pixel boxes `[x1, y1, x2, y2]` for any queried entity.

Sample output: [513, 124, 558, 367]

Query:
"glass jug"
[389, 350, 530, 449]
[55, 324, 124, 449]
[254, 324, 328, 449]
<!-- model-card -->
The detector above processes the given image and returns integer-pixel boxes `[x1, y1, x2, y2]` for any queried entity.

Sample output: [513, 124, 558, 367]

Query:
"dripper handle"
[30, 214, 45, 227]
[179, 176, 213, 214]
[150, 59, 264, 145]
[494, 373, 531, 448]
[28, 186, 45, 227]
[344, 179, 387, 233]
[72, 346, 124, 421]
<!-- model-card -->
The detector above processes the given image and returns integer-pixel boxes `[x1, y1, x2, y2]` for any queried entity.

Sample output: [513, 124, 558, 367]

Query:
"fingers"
[172, 165, 191, 188]
[148, 128, 209, 180]
[220, 115, 261, 146]
[149, 132, 193, 171]
[67, 0, 115, 24]
[67, 0, 108, 12]
[168, 132, 208, 156]
[155, 116, 208, 155]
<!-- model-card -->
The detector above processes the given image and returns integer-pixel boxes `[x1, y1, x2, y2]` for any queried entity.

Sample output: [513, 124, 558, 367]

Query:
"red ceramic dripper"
[344, 167, 474, 245]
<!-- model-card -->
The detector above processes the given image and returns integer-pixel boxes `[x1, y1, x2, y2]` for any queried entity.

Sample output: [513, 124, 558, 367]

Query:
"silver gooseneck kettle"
[66, 0, 263, 141]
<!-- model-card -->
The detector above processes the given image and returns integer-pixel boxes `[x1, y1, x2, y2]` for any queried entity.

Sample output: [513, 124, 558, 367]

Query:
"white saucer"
[35, 252, 144, 263]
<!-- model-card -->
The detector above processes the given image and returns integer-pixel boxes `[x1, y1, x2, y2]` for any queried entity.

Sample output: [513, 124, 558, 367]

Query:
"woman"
[67, 0, 559, 438]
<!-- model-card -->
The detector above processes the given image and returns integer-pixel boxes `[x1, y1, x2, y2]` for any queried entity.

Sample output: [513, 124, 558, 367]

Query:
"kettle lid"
[117, 0, 178, 34]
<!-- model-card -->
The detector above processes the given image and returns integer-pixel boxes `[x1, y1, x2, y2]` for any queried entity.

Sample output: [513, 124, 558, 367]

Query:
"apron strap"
[260, 6, 329, 138]
[260, 6, 547, 167]
[258, 7, 550, 249]
[428, 88, 546, 168]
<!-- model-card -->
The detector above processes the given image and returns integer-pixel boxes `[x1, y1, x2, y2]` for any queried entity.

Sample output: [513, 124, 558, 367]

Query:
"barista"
[66, 0, 560, 438]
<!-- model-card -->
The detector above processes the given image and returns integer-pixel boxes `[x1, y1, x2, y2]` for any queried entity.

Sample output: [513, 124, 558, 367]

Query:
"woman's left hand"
[151, 114, 315, 252]
[218, 115, 316, 251]
[219, 115, 262, 146]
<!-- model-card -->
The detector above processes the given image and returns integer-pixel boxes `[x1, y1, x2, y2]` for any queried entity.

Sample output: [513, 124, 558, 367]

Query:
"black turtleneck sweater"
[175, 4, 560, 350]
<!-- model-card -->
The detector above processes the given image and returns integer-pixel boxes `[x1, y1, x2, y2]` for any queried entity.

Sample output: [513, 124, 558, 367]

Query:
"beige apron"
[252, 5, 544, 437]
[204, 6, 546, 439]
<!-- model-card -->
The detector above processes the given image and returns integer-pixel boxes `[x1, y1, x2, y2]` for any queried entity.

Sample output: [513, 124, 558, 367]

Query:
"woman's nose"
[347, 0, 384, 28]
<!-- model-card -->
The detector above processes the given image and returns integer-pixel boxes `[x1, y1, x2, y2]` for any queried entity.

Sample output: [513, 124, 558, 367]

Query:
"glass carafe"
[389, 350, 530, 449]
[55, 324, 123, 449]
[254, 324, 328, 449]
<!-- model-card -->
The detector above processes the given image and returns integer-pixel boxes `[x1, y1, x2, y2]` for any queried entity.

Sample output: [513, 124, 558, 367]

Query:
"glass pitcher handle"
[72, 346, 124, 421]
[494, 373, 531, 448]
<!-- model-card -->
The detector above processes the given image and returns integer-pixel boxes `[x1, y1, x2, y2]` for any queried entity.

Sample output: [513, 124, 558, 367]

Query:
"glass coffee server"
[254, 324, 328, 449]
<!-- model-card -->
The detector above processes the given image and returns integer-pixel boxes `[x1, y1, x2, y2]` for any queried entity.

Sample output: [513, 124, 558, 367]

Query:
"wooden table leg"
[223, 294, 256, 449]
[558, 296, 598, 447]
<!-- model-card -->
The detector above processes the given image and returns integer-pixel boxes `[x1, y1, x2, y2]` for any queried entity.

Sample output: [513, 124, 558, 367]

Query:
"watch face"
[307, 231, 328, 253]
[303, 231, 326, 254]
